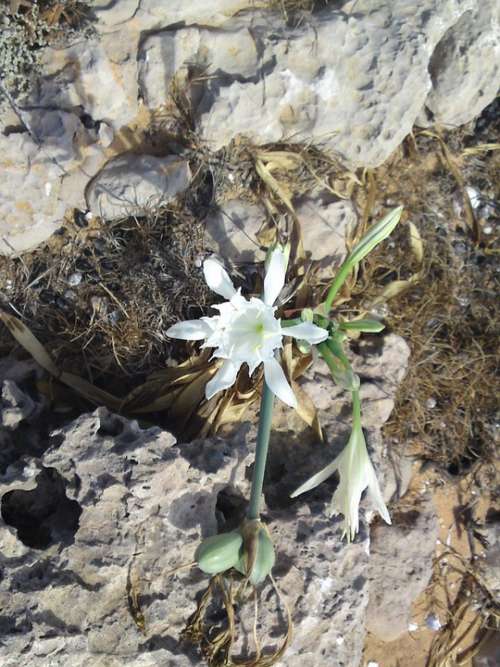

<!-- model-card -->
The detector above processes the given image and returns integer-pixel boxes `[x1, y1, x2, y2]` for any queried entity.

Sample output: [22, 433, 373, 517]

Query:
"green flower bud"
[195, 531, 243, 575]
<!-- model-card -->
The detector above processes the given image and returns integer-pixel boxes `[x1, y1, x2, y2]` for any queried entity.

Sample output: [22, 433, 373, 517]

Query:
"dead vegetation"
[0, 204, 212, 392]
[1, 94, 498, 461]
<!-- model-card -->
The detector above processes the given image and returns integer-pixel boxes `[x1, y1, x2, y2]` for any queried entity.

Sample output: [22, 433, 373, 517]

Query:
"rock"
[204, 196, 355, 271]
[138, 24, 258, 109]
[365, 502, 439, 641]
[204, 199, 267, 262]
[0, 108, 108, 255]
[0, 333, 412, 666]
[297, 198, 356, 278]
[419, 1, 500, 127]
[90, 0, 252, 32]
[85, 153, 192, 220]
[135, 1, 478, 167]
[477, 515, 500, 603]
[29, 36, 139, 132]
[0, 358, 47, 477]
[1, 380, 36, 429]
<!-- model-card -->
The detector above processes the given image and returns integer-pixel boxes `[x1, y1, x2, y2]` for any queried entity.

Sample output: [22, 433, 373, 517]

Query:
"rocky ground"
[0, 1, 499, 666]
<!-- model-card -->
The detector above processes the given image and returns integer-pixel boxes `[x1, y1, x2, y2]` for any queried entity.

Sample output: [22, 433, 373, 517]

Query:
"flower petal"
[166, 319, 212, 340]
[203, 258, 236, 300]
[366, 464, 392, 525]
[263, 356, 297, 408]
[283, 321, 328, 345]
[290, 459, 339, 498]
[205, 359, 240, 400]
[264, 248, 287, 305]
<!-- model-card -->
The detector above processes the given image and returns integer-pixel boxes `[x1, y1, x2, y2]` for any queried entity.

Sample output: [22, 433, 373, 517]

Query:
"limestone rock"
[138, 24, 258, 109]
[0, 332, 411, 667]
[0, 107, 109, 255]
[204, 199, 266, 262]
[0, 408, 369, 667]
[477, 516, 500, 603]
[90, 0, 252, 32]
[419, 1, 500, 127]
[204, 196, 356, 272]
[1, 380, 36, 429]
[135, 1, 478, 166]
[85, 153, 192, 220]
[365, 502, 439, 641]
[30, 36, 139, 132]
[297, 198, 356, 278]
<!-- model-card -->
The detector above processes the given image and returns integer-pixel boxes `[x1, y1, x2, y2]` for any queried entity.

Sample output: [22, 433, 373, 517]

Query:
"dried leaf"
[291, 380, 323, 441]
[0, 311, 121, 410]
[372, 274, 421, 303]
[255, 159, 295, 215]
[0, 311, 59, 376]
[408, 220, 424, 265]
[255, 150, 303, 172]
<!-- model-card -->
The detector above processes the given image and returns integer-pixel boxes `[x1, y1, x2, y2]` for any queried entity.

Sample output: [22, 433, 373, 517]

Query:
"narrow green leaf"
[339, 319, 385, 333]
[324, 206, 403, 312]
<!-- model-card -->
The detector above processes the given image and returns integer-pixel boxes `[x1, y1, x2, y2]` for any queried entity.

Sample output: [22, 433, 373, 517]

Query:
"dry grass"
[0, 204, 212, 393]
[347, 116, 500, 475]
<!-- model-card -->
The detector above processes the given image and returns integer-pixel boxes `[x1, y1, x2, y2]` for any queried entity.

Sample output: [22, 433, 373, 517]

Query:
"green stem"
[352, 388, 361, 427]
[316, 340, 342, 375]
[247, 381, 275, 520]
[324, 262, 352, 313]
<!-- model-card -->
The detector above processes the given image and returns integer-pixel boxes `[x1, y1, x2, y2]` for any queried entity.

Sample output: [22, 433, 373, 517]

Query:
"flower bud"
[195, 531, 243, 575]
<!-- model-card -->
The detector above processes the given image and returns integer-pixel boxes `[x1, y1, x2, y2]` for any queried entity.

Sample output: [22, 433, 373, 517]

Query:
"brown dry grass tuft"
[0, 204, 212, 393]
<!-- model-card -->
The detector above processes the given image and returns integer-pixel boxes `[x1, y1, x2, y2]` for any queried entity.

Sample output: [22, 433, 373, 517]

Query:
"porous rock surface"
[365, 503, 439, 641]
[0, 332, 417, 667]
[1, 0, 498, 254]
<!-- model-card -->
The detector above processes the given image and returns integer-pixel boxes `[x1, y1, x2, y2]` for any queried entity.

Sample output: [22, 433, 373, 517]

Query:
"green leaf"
[339, 319, 385, 333]
[317, 337, 360, 391]
[324, 206, 403, 311]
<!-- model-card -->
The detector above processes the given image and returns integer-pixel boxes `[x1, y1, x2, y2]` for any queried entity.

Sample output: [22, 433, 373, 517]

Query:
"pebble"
[68, 272, 83, 287]
[425, 613, 442, 631]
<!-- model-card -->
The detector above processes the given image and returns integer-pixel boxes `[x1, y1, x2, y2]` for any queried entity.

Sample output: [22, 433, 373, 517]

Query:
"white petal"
[290, 459, 339, 498]
[203, 258, 236, 300]
[205, 359, 240, 400]
[263, 356, 297, 408]
[264, 248, 287, 305]
[366, 465, 392, 525]
[166, 319, 212, 340]
[284, 322, 328, 345]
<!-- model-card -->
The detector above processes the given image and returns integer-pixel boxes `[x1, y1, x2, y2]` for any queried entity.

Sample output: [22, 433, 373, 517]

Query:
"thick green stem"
[247, 381, 275, 520]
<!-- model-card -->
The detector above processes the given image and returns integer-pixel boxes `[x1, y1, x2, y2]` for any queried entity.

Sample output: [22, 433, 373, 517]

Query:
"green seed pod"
[195, 531, 243, 575]
[235, 524, 276, 586]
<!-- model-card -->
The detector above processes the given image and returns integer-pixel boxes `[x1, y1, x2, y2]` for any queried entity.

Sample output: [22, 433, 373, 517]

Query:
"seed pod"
[236, 523, 276, 585]
[195, 531, 243, 575]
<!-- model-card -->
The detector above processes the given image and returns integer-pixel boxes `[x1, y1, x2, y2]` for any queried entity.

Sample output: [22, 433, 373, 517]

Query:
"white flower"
[291, 406, 391, 541]
[166, 250, 328, 408]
